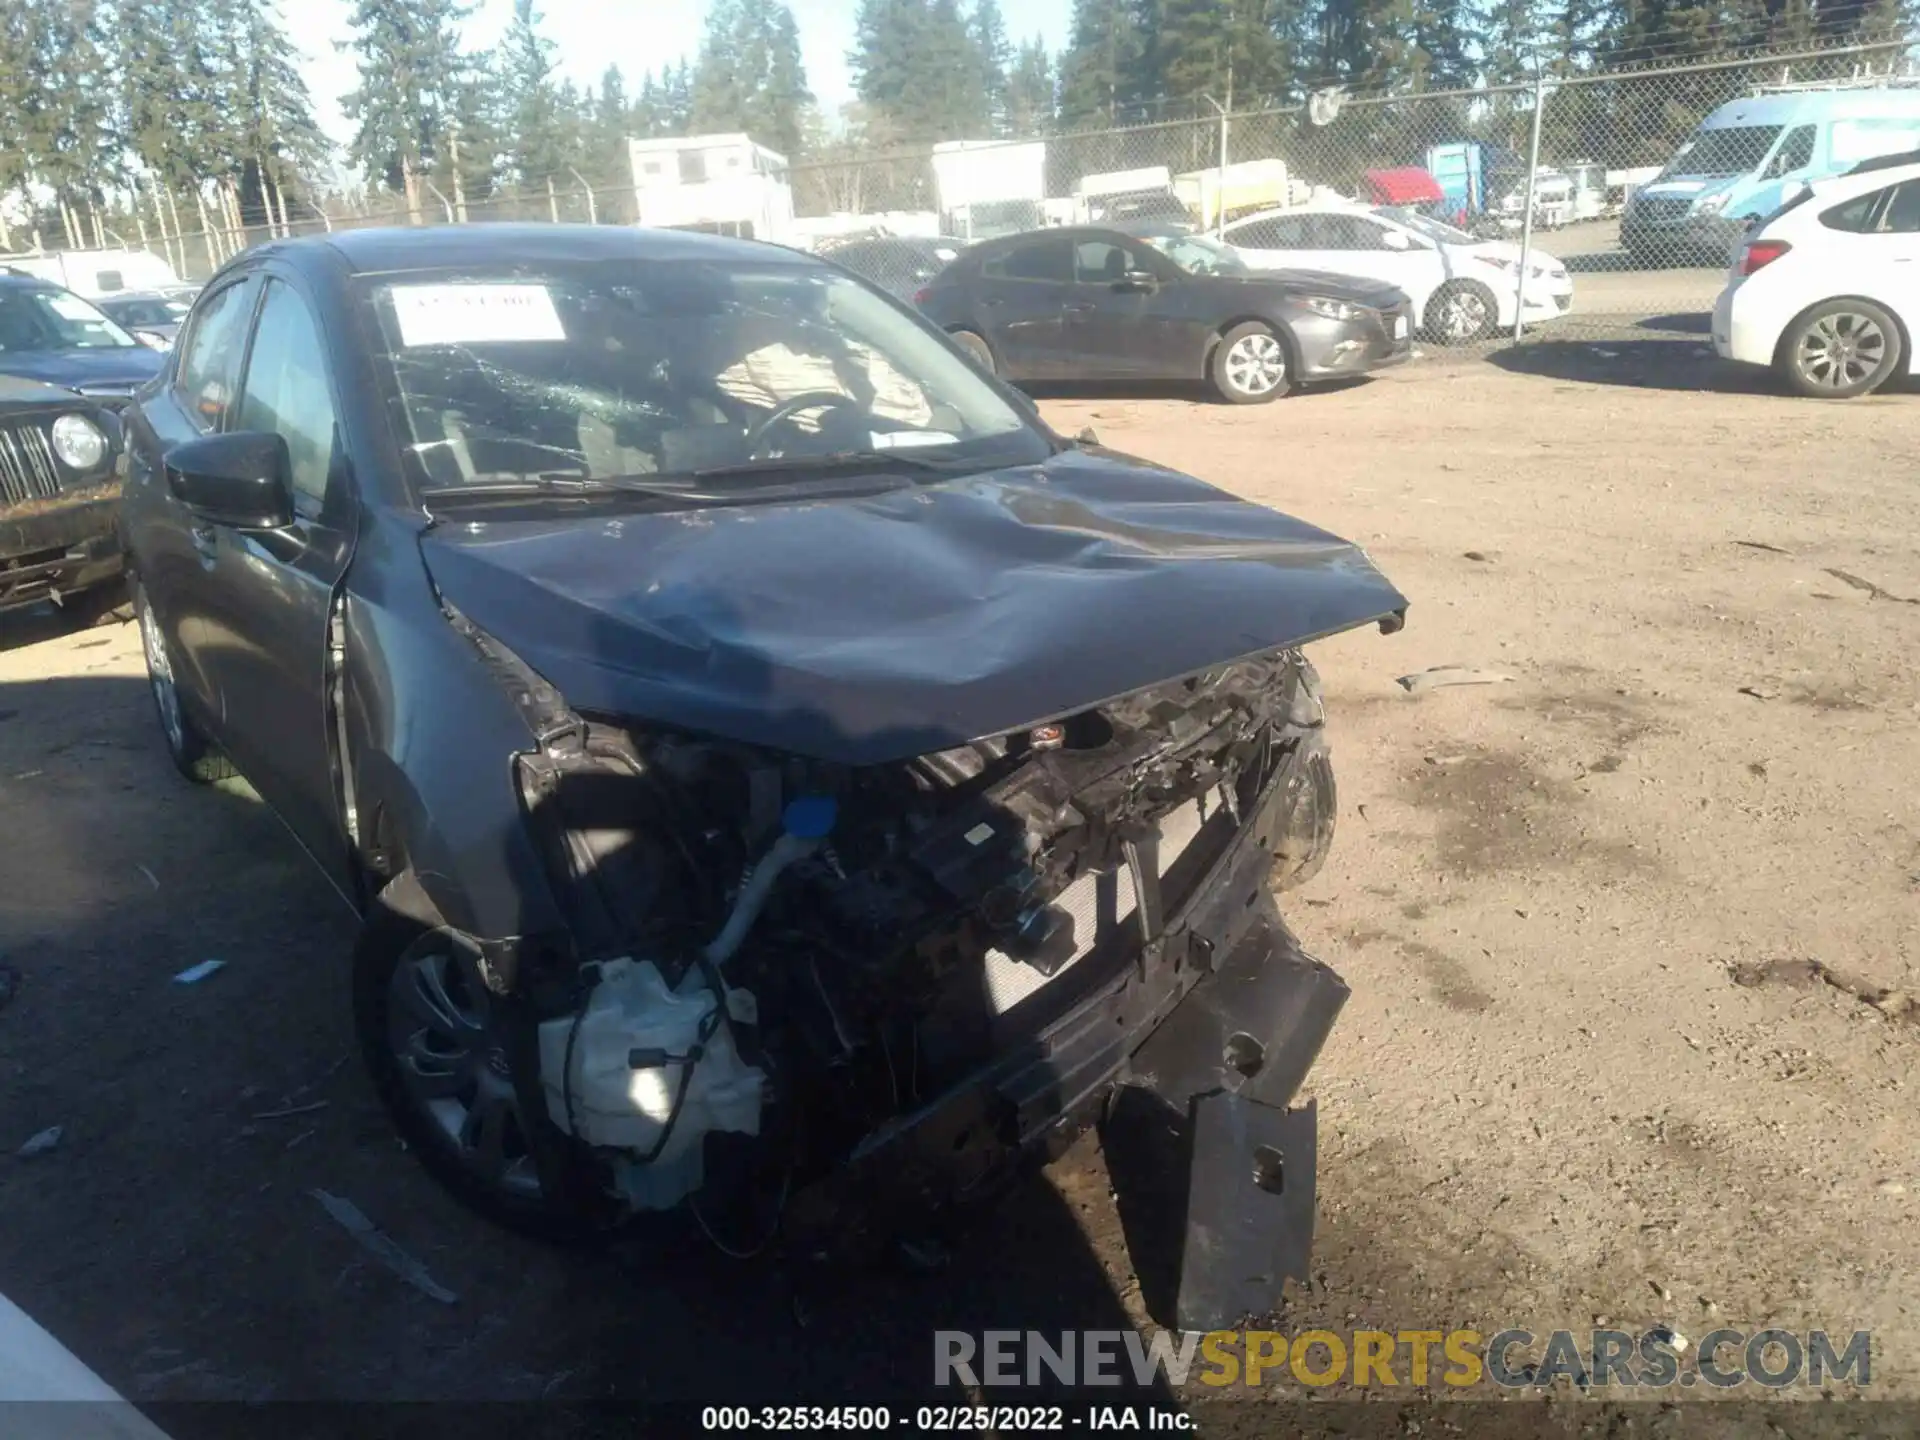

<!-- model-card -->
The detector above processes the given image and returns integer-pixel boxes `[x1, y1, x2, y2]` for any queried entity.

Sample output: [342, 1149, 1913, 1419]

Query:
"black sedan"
[0, 272, 166, 402]
[120, 224, 1406, 1327]
[95, 291, 195, 352]
[818, 234, 968, 300]
[917, 225, 1413, 402]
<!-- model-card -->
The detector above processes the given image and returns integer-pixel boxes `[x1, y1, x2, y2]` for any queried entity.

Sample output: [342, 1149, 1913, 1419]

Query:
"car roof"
[1701, 87, 1920, 129]
[267, 223, 817, 276]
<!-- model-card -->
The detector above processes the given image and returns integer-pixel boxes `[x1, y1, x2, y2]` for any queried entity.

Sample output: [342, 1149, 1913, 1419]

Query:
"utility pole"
[450, 125, 469, 223]
[1513, 43, 1547, 344]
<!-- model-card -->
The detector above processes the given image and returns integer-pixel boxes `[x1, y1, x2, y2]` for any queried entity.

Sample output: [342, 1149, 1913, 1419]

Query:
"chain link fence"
[39, 35, 1913, 351]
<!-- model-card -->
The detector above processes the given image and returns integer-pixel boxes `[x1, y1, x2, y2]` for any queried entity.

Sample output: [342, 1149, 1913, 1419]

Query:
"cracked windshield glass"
[367, 261, 1048, 493]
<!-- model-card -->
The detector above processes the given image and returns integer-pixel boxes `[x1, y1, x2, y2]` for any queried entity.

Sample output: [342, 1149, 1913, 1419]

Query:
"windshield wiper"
[687, 449, 974, 483]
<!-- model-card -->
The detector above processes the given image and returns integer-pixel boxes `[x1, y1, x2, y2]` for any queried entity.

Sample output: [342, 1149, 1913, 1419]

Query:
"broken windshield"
[364, 259, 1049, 499]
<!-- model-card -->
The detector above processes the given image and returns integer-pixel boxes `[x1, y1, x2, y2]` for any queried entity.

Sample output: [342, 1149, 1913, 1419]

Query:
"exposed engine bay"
[512, 646, 1332, 1250]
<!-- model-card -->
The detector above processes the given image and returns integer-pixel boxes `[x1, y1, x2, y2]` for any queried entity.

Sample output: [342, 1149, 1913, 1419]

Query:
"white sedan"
[1713, 157, 1920, 398]
[1221, 203, 1574, 344]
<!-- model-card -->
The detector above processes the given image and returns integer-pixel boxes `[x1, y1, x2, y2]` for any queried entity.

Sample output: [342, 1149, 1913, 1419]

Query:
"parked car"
[120, 225, 1407, 1327]
[819, 235, 968, 299]
[1222, 203, 1574, 344]
[1623, 83, 1920, 264]
[916, 225, 1413, 402]
[0, 376, 129, 624]
[0, 272, 166, 404]
[95, 291, 195, 351]
[1713, 156, 1920, 397]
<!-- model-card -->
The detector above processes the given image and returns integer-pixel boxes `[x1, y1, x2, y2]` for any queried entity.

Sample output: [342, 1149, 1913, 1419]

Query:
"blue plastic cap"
[783, 795, 838, 840]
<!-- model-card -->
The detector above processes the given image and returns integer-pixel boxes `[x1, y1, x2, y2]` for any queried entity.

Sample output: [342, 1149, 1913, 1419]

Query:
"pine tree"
[970, 0, 1014, 131]
[1057, 0, 1149, 126]
[1005, 38, 1057, 133]
[689, 0, 812, 157]
[852, 0, 991, 140]
[342, 0, 474, 217]
[500, 0, 570, 186]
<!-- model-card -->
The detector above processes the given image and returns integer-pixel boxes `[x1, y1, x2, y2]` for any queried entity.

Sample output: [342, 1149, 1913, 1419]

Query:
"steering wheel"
[744, 391, 865, 459]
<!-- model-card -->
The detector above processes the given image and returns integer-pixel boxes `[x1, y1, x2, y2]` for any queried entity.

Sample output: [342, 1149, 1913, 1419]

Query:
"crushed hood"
[418, 448, 1407, 765]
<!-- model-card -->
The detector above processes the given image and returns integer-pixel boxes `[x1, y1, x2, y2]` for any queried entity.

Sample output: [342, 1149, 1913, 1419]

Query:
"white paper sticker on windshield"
[390, 284, 566, 347]
[47, 295, 103, 322]
[870, 429, 959, 449]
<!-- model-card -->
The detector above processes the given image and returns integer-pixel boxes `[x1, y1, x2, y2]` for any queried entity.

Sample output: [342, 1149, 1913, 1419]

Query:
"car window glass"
[367, 263, 1047, 494]
[1821, 190, 1884, 233]
[1073, 239, 1147, 283]
[986, 239, 1073, 283]
[1316, 215, 1387, 249]
[1883, 180, 1920, 233]
[1227, 219, 1281, 248]
[233, 280, 337, 509]
[1771, 125, 1816, 175]
[175, 279, 255, 432]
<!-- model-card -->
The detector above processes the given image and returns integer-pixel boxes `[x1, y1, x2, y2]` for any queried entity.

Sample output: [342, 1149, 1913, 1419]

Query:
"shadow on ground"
[1490, 335, 1778, 394]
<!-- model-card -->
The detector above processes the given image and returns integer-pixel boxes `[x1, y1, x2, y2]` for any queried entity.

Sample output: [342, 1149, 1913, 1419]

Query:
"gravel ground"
[1, 336, 1915, 1429]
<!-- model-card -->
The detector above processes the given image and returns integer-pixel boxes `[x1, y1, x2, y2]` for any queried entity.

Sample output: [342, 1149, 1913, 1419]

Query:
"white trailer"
[0, 247, 182, 297]
[1072, 166, 1188, 225]
[931, 140, 1047, 241]
[629, 133, 795, 243]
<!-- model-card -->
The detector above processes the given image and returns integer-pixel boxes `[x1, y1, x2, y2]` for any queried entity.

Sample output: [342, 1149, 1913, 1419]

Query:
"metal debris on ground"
[18, 1126, 63, 1159]
[1824, 568, 1920, 605]
[310, 1189, 459, 1305]
[1733, 540, 1792, 555]
[1396, 666, 1516, 695]
[172, 960, 226, 985]
[252, 1101, 329, 1121]
[1737, 685, 1778, 701]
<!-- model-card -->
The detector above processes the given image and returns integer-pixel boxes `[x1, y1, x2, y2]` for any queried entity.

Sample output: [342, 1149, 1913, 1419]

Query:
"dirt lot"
[2, 339, 1917, 1427]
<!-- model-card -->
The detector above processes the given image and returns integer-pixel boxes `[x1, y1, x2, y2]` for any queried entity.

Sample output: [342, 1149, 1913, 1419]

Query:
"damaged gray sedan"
[117, 225, 1405, 1328]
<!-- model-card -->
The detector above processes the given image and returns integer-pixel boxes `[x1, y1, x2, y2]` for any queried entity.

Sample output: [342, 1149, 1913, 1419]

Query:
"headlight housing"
[1300, 295, 1360, 321]
[50, 413, 109, 472]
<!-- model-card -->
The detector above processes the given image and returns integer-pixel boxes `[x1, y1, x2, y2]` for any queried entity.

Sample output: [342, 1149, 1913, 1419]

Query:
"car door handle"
[982, 296, 1006, 308]
[1064, 303, 1095, 315]
[190, 522, 218, 560]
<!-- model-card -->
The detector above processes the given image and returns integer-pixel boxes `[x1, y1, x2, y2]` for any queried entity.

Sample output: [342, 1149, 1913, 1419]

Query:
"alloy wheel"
[136, 586, 185, 756]
[1443, 290, 1490, 341]
[386, 937, 543, 1201]
[1224, 332, 1286, 397]
[1795, 312, 1887, 392]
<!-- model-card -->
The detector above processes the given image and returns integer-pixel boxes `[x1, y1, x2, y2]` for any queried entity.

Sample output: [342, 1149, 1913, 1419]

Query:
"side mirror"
[164, 431, 295, 531]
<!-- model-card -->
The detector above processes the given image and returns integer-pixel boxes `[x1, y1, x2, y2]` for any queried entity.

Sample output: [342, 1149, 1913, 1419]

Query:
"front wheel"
[132, 577, 234, 784]
[1777, 299, 1903, 399]
[1424, 280, 1498, 345]
[1209, 322, 1291, 404]
[353, 874, 610, 1241]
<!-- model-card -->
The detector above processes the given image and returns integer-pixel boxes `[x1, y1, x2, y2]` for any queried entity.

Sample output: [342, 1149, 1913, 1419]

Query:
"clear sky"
[285, 0, 1079, 144]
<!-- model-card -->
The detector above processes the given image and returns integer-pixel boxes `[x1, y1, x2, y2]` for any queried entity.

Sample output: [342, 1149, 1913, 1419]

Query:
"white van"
[0, 247, 184, 298]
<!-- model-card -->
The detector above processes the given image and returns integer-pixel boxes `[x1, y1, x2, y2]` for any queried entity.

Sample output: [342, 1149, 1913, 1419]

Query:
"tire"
[352, 873, 614, 1242]
[56, 580, 133, 630]
[1423, 280, 1498, 345]
[132, 576, 235, 785]
[951, 328, 995, 375]
[1776, 298, 1903, 399]
[1208, 321, 1291, 404]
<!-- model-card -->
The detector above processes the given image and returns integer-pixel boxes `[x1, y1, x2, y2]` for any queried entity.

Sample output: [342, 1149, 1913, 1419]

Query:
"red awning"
[1361, 167, 1445, 205]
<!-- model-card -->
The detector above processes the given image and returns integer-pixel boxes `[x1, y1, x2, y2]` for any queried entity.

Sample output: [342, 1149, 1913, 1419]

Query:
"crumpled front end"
[504, 634, 1362, 1324]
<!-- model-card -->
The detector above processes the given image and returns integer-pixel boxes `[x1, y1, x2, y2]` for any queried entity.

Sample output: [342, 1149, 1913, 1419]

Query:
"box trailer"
[932, 140, 1048, 241]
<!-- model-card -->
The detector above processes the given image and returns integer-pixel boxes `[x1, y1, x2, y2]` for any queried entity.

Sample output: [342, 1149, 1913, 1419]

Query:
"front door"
[1065, 235, 1193, 377]
[190, 274, 359, 897]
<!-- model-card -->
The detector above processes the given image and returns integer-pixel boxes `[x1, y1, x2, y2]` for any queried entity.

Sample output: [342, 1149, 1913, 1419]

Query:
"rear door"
[1856, 178, 1920, 362]
[188, 273, 358, 895]
[972, 236, 1075, 378]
